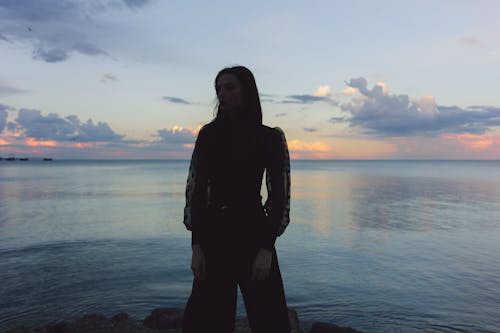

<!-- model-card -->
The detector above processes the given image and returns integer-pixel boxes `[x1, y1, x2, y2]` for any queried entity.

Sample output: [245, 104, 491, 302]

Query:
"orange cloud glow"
[0, 138, 9, 145]
[441, 133, 498, 150]
[24, 138, 58, 147]
[312, 85, 331, 97]
[172, 124, 201, 136]
[75, 142, 98, 148]
[342, 87, 356, 96]
[288, 139, 332, 159]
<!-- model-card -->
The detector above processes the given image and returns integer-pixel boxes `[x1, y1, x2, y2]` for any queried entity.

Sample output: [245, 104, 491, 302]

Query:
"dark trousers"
[182, 244, 291, 333]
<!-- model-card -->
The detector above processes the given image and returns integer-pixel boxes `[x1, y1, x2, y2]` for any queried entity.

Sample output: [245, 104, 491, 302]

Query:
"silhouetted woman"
[182, 66, 291, 333]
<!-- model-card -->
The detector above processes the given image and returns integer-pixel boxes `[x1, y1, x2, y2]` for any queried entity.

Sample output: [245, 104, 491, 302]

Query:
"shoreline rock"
[3, 308, 363, 333]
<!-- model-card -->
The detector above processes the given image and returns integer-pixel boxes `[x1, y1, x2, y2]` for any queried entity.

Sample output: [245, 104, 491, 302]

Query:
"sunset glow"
[24, 138, 58, 147]
[442, 133, 497, 150]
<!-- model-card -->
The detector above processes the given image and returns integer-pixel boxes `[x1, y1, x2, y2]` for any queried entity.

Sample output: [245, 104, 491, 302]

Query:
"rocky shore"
[3, 308, 363, 333]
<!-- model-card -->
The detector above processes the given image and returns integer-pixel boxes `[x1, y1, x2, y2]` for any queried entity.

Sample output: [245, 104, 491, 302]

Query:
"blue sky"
[1, 0, 500, 159]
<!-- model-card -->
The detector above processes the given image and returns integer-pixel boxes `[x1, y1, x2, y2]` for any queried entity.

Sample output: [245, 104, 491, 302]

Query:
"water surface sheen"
[1, 160, 499, 333]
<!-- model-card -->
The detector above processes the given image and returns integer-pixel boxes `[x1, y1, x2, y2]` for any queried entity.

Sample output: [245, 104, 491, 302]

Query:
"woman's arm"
[261, 127, 291, 250]
[183, 127, 210, 246]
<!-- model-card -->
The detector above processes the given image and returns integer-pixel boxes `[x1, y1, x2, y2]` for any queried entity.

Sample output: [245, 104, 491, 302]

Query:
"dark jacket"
[183, 121, 291, 250]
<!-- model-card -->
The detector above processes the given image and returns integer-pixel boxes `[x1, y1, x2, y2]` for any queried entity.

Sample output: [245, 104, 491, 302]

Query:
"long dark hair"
[213, 66, 262, 128]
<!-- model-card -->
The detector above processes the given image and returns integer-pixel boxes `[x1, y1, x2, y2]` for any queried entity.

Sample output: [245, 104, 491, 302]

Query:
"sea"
[0, 160, 499, 333]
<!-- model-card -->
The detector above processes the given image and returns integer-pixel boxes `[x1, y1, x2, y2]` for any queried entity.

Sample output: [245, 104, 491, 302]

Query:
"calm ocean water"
[0, 160, 499, 333]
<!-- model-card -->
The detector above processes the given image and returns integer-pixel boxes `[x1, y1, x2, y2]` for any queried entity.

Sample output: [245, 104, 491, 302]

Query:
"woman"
[182, 66, 291, 333]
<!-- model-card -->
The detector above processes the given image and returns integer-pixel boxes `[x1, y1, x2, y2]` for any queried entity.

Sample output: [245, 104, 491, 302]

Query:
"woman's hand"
[191, 244, 206, 280]
[251, 248, 273, 281]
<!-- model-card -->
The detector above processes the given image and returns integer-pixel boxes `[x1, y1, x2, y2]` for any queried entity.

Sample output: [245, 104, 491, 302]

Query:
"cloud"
[259, 93, 278, 103]
[288, 139, 332, 159]
[32, 47, 70, 63]
[329, 116, 348, 124]
[162, 96, 191, 105]
[441, 133, 497, 151]
[156, 125, 197, 144]
[123, 0, 154, 9]
[0, 82, 28, 96]
[342, 87, 357, 96]
[24, 137, 58, 147]
[77, 118, 124, 142]
[0, 104, 16, 134]
[72, 41, 107, 56]
[458, 36, 483, 47]
[283, 94, 329, 104]
[303, 127, 318, 132]
[0, 106, 8, 133]
[341, 77, 500, 137]
[1, 106, 201, 158]
[13, 109, 123, 142]
[283, 85, 337, 105]
[0, 0, 151, 63]
[312, 85, 331, 97]
[101, 73, 118, 82]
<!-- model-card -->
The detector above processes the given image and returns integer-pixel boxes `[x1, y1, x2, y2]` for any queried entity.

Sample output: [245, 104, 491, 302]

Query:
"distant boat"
[43, 158, 53, 161]
[19, 158, 29, 161]
[6, 154, 16, 161]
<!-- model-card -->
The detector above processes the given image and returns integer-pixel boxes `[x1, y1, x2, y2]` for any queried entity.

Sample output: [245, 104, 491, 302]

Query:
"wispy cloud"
[162, 96, 191, 105]
[303, 127, 318, 132]
[441, 133, 499, 151]
[101, 73, 118, 82]
[123, 0, 153, 9]
[0, 0, 151, 63]
[72, 41, 107, 56]
[342, 77, 500, 137]
[329, 116, 347, 124]
[0, 82, 28, 97]
[283, 94, 329, 104]
[259, 93, 278, 103]
[458, 36, 484, 47]
[282, 85, 337, 105]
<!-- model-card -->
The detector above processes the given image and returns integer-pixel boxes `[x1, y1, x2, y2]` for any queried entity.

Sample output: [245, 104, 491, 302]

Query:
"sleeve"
[261, 127, 291, 250]
[183, 128, 210, 246]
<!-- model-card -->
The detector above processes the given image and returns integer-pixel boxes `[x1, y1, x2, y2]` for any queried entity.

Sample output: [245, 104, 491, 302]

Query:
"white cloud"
[342, 77, 500, 137]
[414, 95, 437, 115]
[156, 125, 198, 144]
[312, 85, 331, 97]
[342, 87, 356, 96]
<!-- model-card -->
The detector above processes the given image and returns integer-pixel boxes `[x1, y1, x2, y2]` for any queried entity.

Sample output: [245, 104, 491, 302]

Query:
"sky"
[1, 0, 500, 160]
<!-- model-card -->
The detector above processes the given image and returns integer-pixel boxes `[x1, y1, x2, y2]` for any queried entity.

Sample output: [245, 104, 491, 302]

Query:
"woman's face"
[216, 73, 243, 115]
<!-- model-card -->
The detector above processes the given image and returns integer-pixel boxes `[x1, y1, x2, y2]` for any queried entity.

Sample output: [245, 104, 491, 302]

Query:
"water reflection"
[348, 174, 500, 232]
[290, 161, 500, 235]
[291, 171, 354, 235]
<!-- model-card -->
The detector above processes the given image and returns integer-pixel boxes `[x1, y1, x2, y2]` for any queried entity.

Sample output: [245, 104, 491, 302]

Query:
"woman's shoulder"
[260, 125, 286, 141]
[196, 122, 218, 139]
